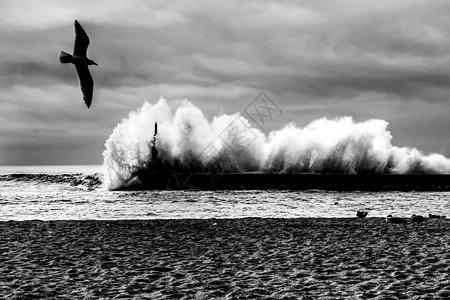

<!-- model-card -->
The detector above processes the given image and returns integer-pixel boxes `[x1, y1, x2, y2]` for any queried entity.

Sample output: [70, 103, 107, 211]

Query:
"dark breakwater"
[130, 171, 450, 191]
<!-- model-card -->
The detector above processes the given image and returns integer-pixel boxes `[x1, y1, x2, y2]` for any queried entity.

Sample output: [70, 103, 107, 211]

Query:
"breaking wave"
[103, 98, 450, 190]
[0, 173, 103, 190]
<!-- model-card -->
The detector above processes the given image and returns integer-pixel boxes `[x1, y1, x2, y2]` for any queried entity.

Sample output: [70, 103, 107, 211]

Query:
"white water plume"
[102, 98, 450, 189]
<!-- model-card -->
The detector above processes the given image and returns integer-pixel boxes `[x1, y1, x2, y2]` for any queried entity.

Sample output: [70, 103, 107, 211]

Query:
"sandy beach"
[1, 218, 449, 299]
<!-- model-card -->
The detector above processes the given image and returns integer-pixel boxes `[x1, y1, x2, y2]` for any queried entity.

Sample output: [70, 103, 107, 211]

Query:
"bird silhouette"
[59, 20, 98, 108]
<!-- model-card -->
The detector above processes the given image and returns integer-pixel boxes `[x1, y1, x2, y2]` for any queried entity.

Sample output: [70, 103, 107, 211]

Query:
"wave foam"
[102, 98, 450, 189]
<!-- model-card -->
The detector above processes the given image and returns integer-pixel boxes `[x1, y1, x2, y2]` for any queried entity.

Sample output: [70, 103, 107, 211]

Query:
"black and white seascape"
[1, 1, 450, 299]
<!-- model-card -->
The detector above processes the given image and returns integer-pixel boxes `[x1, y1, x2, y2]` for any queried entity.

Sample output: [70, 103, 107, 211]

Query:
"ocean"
[1, 165, 448, 221]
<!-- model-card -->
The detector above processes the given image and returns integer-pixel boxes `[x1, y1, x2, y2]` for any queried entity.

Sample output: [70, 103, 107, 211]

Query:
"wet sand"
[1, 218, 449, 299]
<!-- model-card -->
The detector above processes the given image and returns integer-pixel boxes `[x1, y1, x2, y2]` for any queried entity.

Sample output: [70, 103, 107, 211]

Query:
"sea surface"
[0, 165, 449, 221]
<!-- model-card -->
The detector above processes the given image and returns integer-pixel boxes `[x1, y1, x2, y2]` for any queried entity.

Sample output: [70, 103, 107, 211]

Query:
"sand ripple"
[0, 218, 449, 299]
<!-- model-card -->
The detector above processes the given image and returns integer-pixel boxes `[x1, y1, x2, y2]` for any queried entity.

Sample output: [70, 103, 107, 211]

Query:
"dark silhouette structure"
[60, 20, 98, 108]
[428, 214, 446, 219]
[356, 211, 368, 218]
[386, 215, 407, 224]
[131, 171, 450, 191]
[411, 214, 426, 223]
[151, 122, 158, 164]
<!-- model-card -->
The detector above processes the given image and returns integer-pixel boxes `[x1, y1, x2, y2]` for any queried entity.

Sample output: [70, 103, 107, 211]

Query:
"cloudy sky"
[1, 0, 450, 165]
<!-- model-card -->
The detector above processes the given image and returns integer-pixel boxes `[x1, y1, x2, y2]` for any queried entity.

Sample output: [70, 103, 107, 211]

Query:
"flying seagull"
[59, 20, 98, 108]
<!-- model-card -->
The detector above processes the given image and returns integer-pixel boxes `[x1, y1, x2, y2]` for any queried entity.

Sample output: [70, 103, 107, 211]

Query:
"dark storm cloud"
[0, 60, 72, 86]
[174, 1, 450, 101]
[5, 0, 450, 100]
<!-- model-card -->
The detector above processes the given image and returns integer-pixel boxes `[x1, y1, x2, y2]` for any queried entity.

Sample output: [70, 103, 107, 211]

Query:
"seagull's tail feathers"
[59, 51, 73, 63]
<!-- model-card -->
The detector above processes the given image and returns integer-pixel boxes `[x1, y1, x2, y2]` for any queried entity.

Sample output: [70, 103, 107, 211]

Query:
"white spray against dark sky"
[2, 1, 450, 166]
[102, 98, 450, 189]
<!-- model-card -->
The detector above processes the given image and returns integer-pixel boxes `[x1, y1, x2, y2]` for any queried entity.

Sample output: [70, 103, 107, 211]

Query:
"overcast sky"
[1, 0, 450, 165]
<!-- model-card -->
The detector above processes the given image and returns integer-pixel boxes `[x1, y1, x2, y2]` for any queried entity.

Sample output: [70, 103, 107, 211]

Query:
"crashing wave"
[102, 98, 450, 190]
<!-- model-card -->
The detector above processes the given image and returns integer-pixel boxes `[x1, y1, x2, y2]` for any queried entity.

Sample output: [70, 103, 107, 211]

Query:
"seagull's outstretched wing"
[74, 20, 90, 57]
[75, 65, 94, 108]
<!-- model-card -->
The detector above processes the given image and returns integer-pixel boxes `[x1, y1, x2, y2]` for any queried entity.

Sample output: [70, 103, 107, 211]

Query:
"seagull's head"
[88, 59, 98, 66]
